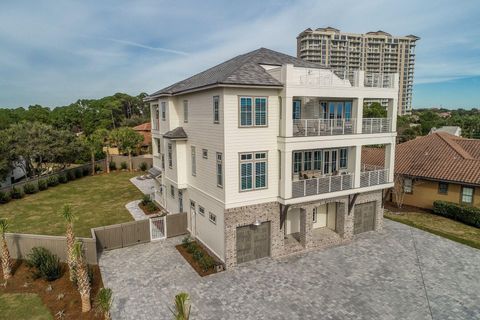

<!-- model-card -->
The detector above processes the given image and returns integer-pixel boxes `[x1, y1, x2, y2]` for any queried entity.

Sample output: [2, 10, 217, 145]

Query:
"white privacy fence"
[292, 173, 354, 198]
[293, 119, 356, 136]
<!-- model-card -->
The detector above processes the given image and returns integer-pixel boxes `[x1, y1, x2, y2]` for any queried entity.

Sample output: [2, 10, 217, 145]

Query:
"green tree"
[82, 129, 108, 175]
[363, 102, 387, 118]
[110, 127, 143, 172]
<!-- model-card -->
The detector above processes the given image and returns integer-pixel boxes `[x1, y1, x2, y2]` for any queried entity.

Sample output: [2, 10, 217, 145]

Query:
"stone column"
[299, 207, 313, 248]
[337, 201, 354, 241]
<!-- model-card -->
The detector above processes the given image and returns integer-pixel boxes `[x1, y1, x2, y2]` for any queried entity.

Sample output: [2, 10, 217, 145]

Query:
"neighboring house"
[429, 126, 462, 137]
[0, 164, 26, 188]
[146, 48, 399, 269]
[133, 122, 152, 154]
[362, 132, 480, 209]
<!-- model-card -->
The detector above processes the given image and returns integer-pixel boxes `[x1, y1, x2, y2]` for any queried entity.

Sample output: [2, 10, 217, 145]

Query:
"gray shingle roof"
[163, 127, 187, 140]
[148, 48, 326, 98]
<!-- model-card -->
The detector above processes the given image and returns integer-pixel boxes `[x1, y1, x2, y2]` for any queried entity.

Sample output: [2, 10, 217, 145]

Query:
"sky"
[0, 0, 479, 109]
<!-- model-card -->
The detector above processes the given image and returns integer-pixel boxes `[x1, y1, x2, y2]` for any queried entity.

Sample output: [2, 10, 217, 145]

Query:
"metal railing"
[292, 173, 354, 198]
[296, 69, 352, 87]
[293, 119, 356, 136]
[362, 118, 392, 134]
[364, 73, 395, 88]
[360, 169, 389, 188]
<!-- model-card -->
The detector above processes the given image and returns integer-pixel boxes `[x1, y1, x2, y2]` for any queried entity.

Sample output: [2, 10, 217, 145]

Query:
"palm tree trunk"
[128, 151, 133, 172]
[66, 224, 76, 282]
[91, 152, 95, 176]
[106, 150, 110, 174]
[1, 236, 12, 280]
[81, 293, 92, 312]
[104, 311, 111, 320]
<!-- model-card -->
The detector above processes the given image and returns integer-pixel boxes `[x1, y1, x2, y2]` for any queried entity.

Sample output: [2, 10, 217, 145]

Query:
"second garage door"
[236, 222, 270, 264]
[354, 202, 376, 234]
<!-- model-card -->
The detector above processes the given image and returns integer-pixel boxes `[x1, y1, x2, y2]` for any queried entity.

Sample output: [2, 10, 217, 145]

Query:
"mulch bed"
[176, 242, 220, 277]
[138, 202, 162, 216]
[0, 260, 104, 319]
[385, 202, 432, 214]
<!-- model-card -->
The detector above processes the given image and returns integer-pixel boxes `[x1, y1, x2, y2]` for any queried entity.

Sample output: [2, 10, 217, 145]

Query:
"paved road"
[99, 220, 480, 320]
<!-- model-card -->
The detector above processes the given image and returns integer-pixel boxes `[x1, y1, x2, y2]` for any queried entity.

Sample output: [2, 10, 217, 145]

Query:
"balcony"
[293, 119, 355, 137]
[360, 168, 389, 188]
[292, 173, 354, 198]
[364, 73, 395, 88]
[362, 118, 392, 134]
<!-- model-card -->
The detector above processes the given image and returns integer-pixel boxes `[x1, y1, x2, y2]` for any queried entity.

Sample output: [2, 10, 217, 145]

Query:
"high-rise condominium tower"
[297, 27, 419, 115]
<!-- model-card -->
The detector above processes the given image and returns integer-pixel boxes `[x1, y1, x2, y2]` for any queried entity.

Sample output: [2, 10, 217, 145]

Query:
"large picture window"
[240, 97, 268, 127]
[240, 152, 267, 191]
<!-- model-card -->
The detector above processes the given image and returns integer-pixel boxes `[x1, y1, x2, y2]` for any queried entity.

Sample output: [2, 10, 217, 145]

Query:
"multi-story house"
[297, 27, 419, 115]
[146, 48, 398, 269]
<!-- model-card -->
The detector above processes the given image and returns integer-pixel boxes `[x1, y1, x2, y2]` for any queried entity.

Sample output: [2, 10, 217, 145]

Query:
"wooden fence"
[5, 233, 98, 265]
[92, 219, 151, 251]
[166, 212, 188, 238]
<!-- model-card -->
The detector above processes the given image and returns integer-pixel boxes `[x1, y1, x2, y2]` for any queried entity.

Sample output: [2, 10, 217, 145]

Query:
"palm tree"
[170, 292, 191, 320]
[62, 204, 76, 282]
[95, 287, 113, 320]
[0, 218, 12, 280]
[73, 241, 91, 312]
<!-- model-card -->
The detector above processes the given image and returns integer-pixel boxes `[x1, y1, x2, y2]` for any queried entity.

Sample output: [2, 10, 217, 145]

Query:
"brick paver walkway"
[99, 220, 480, 320]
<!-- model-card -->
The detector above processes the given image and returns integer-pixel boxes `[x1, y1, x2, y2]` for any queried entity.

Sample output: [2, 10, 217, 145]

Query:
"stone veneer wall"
[223, 190, 384, 269]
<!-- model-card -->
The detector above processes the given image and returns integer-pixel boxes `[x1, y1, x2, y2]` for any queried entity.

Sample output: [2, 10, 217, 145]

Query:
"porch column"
[385, 143, 395, 182]
[387, 98, 398, 132]
[353, 145, 362, 188]
[280, 150, 293, 199]
[353, 97, 364, 134]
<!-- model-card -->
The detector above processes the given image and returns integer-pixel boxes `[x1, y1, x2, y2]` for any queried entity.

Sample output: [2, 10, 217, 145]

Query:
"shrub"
[145, 202, 158, 213]
[109, 161, 117, 171]
[58, 174, 68, 184]
[26, 247, 62, 281]
[182, 236, 192, 248]
[199, 255, 215, 272]
[47, 175, 59, 187]
[83, 166, 91, 176]
[75, 168, 83, 179]
[141, 195, 151, 206]
[95, 164, 102, 173]
[67, 170, 76, 181]
[23, 183, 38, 194]
[0, 190, 11, 204]
[10, 186, 24, 199]
[120, 162, 128, 170]
[433, 201, 480, 228]
[38, 179, 48, 190]
[192, 249, 204, 262]
[139, 162, 148, 171]
[186, 243, 198, 254]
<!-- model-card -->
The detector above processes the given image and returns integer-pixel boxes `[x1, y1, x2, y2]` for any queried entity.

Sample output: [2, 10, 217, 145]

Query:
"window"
[216, 152, 223, 187]
[313, 151, 322, 171]
[155, 138, 161, 155]
[190, 200, 195, 210]
[312, 208, 317, 222]
[153, 104, 159, 130]
[213, 96, 220, 124]
[303, 151, 312, 171]
[403, 178, 412, 194]
[183, 100, 188, 123]
[339, 148, 348, 169]
[461, 187, 474, 204]
[198, 206, 205, 216]
[240, 152, 267, 191]
[438, 182, 448, 195]
[255, 98, 267, 126]
[170, 185, 175, 198]
[202, 149, 208, 159]
[191, 146, 196, 176]
[293, 152, 302, 174]
[161, 102, 166, 120]
[240, 96, 268, 127]
[167, 143, 173, 168]
[161, 154, 165, 170]
[209, 212, 217, 224]
[293, 100, 301, 120]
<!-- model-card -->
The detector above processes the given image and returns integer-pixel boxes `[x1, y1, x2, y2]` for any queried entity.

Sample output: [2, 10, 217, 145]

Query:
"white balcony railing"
[360, 169, 389, 188]
[293, 119, 356, 137]
[364, 73, 395, 88]
[292, 173, 354, 198]
[362, 118, 392, 134]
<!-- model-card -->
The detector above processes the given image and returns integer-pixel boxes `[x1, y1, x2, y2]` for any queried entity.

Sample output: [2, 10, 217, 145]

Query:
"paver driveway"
[99, 220, 480, 320]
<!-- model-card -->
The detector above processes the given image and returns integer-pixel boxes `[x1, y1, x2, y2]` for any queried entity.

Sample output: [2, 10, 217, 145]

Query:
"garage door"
[354, 202, 376, 234]
[236, 222, 270, 264]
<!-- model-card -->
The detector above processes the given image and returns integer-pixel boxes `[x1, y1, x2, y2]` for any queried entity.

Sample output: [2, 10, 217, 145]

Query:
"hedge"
[433, 200, 480, 228]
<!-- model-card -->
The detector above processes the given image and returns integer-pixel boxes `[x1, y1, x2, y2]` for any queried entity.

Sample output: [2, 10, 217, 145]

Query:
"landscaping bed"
[0, 260, 104, 319]
[176, 237, 223, 277]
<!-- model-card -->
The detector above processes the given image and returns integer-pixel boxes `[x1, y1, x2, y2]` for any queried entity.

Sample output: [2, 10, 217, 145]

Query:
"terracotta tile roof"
[362, 132, 480, 186]
[133, 122, 151, 131]
[133, 122, 152, 146]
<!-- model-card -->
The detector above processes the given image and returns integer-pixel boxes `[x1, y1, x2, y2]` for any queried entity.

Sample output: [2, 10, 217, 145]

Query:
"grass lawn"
[0, 293, 53, 320]
[385, 209, 480, 249]
[0, 172, 142, 237]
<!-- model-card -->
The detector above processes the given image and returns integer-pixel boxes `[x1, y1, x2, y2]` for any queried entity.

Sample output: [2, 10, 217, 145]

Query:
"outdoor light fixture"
[253, 219, 262, 226]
